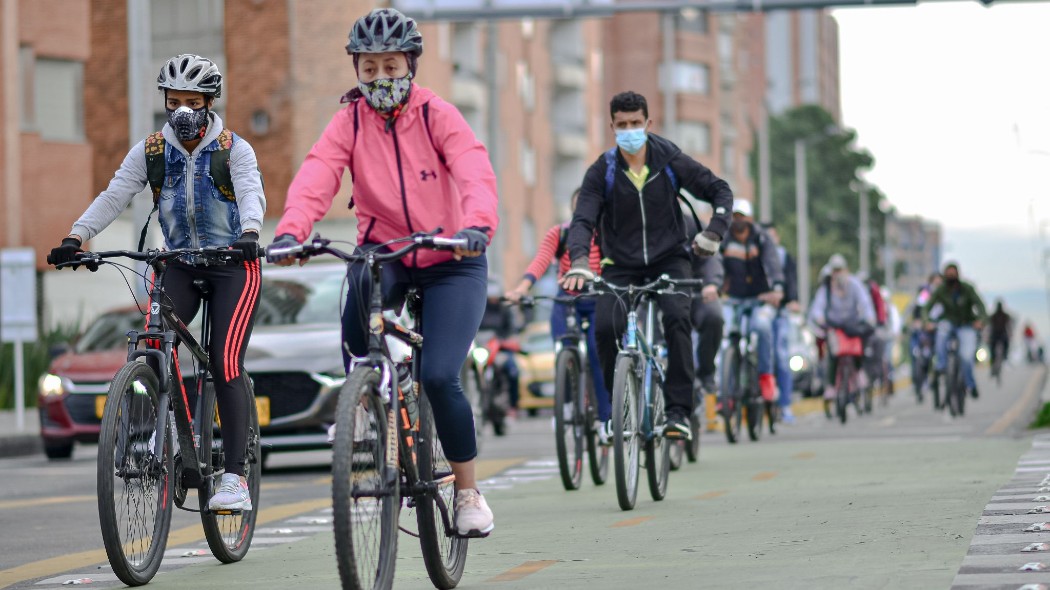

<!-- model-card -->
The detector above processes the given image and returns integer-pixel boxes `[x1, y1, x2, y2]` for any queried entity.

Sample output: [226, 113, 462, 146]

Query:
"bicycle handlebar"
[54, 246, 249, 271]
[595, 274, 704, 295]
[265, 230, 468, 264]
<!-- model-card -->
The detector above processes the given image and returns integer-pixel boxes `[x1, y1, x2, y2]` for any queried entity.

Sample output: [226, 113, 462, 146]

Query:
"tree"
[751, 105, 890, 300]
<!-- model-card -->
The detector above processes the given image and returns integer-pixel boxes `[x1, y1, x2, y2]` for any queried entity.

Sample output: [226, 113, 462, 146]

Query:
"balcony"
[450, 75, 486, 111]
[555, 132, 589, 158]
[553, 61, 587, 90]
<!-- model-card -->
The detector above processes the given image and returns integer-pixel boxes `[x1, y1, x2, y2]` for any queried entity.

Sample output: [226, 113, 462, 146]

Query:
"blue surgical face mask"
[615, 127, 647, 154]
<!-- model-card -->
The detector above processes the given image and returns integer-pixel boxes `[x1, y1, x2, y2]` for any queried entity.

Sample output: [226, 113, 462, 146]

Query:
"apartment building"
[0, 0, 93, 269]
[887, 214, 942, 296]
[765, 9, 841, 121]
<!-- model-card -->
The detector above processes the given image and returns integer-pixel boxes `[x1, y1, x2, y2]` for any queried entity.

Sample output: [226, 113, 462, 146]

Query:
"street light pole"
[795, 138, 810, 310]
[758, 105, 772, 224]
[859, 183, 869, 277]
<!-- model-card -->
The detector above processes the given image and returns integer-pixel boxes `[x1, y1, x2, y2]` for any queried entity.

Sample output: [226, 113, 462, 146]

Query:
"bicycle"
[720, 300, 776, 443]
[910, 326, 934, 404]
[596, 274, 703, 511]
[519, 293, 609, 491]
[990, 337, 1006, 387]
[267, 231, 475, 590]
[943, 331, 966, 418]
[825, 328, 864, 425]
[56, 247, 262, 586]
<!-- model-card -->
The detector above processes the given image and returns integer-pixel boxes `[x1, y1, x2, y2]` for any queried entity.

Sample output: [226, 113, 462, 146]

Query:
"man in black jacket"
[561, 91, 733, 440]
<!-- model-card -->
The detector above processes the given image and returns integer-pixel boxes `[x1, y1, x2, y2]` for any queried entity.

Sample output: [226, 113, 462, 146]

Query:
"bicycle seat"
[193, 279, 212, 299]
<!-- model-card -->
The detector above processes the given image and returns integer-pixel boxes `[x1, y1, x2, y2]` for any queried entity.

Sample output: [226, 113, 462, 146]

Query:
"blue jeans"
[550, 294, 611, 422]
[772, 313, 794, 409]
[341, 250, 488, 463]
[722, 298, 775, 376]
[934, 322, 978, 390]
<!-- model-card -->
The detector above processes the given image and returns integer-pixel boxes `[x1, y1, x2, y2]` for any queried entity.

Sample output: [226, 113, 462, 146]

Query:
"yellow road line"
[793, 452, 816, 460]
[792, 376, 911, 418]
[986, 365, 1048, 436]
[0, 495, 95, 511]
[694, 490, 728, 500]
[752, 471, 778, 481]
[610, 516, 654, 528]
[485, 560, 559, 582]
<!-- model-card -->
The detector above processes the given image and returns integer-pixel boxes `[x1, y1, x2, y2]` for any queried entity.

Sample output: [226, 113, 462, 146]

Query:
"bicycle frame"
[723, 300, 760, 401]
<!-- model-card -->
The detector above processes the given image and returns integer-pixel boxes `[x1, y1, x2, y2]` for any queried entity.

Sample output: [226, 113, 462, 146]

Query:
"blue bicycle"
[598, 275, 703, 511]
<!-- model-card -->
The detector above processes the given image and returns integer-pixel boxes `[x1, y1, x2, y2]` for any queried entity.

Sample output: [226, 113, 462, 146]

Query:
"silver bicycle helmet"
[157, 54, 222, 98]
[346, 8, 423, 57]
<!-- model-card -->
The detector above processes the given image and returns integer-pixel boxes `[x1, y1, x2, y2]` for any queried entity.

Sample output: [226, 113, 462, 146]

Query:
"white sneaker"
[327, 423, 337, 444]
[209, 473, 252, 511]
[454, 488, 494, 537]
[597, 419, 614, 447]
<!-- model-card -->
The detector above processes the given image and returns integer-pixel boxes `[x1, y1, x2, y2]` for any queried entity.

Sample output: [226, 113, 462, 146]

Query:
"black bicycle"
[56, 248, 261, 586]
[267, 231, 474, 590]
[519, 293, 609, 491]
[596, 274, 703, 511]
[720, 300, 776, 443]
[944, 331, 966, 417]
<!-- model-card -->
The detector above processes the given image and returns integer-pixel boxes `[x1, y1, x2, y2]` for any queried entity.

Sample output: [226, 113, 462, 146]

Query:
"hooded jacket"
[566, 133, 732, 270]
[276, 83, 499, 268]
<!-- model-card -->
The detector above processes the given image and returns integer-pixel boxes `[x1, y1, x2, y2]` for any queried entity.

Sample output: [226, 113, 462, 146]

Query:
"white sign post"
[1, 248, 38, 431]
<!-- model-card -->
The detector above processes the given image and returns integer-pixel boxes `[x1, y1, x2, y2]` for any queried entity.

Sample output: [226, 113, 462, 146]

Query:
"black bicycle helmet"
[346, 8, 423, 58]
[157, 54, 222, 98]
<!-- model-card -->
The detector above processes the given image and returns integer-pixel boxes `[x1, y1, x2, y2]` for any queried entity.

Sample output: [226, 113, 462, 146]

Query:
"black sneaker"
[664, 411, 692, 440]
[699, 374, 717, 396]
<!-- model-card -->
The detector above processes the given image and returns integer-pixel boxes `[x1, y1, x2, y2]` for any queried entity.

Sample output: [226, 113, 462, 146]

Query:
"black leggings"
[159, 260, 260, 476]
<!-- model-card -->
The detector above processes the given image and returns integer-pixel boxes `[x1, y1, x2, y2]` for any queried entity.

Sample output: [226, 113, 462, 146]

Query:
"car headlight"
[975, 347, 988, 363]
[471, 347, 490, 367]
[39, 374, 67, 397]
[789, 356, 805, 372]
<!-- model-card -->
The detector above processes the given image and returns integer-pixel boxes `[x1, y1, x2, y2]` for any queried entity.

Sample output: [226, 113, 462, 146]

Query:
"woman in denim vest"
[48, 54, 266, 511]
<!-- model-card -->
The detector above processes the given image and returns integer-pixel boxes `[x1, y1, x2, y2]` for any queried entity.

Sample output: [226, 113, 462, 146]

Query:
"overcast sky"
[833, 1, 1050, 333]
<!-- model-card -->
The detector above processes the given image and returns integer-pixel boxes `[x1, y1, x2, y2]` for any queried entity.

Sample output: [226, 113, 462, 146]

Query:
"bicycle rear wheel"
[585, 379, 610, 486]
[684, 402, 701, 463]
[612, 355, 641, 511]
[947, 354, 965, 417]
[332, 366, 399, 590]
[645, 379, 670, 501]
[554, 349, 584, 491]
[200, 381, 261, 563]
[836, 362, 851, 425]
[416, 390, 468, 589]
[720, 346, 743, 444]
[97, 360, 173, 587]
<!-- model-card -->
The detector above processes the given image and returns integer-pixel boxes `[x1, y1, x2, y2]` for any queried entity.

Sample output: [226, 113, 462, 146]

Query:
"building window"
[722, 141, 736, 177]
[520, 140, 536, 187]
[676, 9, 709, 34]
[677, 121, 711, 156]
[34, 58, 84, 142]
[517, 60, 535, 112]
[664, 61, 710, 95]
[451, 23, 482, 75]
[19, 46, 34, 131]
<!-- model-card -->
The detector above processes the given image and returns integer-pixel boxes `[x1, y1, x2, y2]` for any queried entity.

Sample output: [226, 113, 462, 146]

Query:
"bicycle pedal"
[210, 509, 243, 516]
[454, 529, 492, 539]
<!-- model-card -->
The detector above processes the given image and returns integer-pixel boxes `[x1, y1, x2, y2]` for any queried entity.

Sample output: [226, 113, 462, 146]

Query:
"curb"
[0, 433, 42, 459]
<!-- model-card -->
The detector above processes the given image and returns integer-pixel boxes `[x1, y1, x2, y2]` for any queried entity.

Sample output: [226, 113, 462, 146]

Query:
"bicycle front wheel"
[554, 349, 585, 491]
[836, 361, 851, 425]
[585, 379, 610, 486]
[97, 360, 173, 587]
[612, 355, 641, 511]
[720, 346, 743, 444]
[416, 390, 468, 589]
[947, 354, 965, 417]
[645, 380, 670, 501]
[332, 366, 399, 590]
[200, 383, 261, 563]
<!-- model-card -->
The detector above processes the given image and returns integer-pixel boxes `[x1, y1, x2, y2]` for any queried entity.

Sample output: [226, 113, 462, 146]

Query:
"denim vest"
[153, 131, 242, 249]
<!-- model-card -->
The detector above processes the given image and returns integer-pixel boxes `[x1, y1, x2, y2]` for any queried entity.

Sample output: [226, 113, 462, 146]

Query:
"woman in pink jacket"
[268, 8, 498, 536]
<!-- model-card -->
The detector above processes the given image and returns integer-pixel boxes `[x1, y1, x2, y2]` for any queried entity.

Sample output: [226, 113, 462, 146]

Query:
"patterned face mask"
[358, 73, 412, 114]
[166, 106, 209, 142]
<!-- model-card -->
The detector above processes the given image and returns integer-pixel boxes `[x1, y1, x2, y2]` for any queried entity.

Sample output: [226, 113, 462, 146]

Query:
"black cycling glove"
[266, 233, 301, 263]
[47, 237, 83, 267]
[231, 232, 260, 262]
[453, 228, 489, 253]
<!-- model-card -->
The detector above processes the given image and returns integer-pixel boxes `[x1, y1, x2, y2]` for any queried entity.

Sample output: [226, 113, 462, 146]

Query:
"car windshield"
[76, 310, 144, 353]
[255, 271, 345, 326]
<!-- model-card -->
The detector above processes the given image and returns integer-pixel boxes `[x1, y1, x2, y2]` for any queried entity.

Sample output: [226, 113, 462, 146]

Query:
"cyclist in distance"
[988, 299, 1013, 368]
[561, 90, 734, 441]
[922, 262, 987, 400]
[718, 199, 785, 407]
[480, 278, 524, 419]
[47, 54, 266, 511]
[266, 8, 499, 536]
[762, 222, 800, 423]
[505, 189, 610, 436]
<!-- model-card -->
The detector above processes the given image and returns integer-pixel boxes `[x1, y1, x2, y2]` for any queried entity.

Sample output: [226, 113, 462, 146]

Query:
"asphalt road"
[0, 363, 1046, 590]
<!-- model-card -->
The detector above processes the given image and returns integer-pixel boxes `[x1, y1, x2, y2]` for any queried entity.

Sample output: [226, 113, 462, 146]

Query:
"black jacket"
[720, 222, 784, 298]
[567, 133, 733, 270]
[777, 246, 799, 308]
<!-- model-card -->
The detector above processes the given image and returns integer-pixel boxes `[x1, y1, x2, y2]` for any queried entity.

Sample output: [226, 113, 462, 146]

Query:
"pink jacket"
[276, 84, 499, 268]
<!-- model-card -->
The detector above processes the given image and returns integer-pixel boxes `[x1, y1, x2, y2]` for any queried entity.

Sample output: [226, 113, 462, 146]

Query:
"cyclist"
[480, 279, 523, 419]
[47, 54, 265, 511]
[807, 254, 876, 402]
[505, 189, 610, 437]
[881, 286, 902, 393]
[561, 90, 733, 441]
[681, 210, 726, 431]
[907, 272, 942, 401]
[762, 222, 800, 423]
[922, 262, 987, 401]
[988, 299, 1013, 368]
[266, 8, 498, 537]
[718, 199, 784, 407]
[1024, 322, 1044, 364]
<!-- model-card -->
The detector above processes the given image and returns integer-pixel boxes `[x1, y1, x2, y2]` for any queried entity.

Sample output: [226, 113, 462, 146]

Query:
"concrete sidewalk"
[0, 409, 41, 459]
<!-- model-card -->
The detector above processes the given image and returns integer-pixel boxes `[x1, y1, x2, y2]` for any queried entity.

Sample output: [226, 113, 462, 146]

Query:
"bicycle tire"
[765, 401, 778, 435]
[612, 355, 641, 511]
[645, 378, 670, 501]
[947, 354, 964, 417]
[669, 441, 684, 471]
[332, 366, 399, 590]
[836, 362, 851, 425]
[720, 345, 742, 444]
[416, 389, 468, 589]
[585, 378, 610, 486]
[460, 361, 485, 452]
[200, 381, 261, 563]
[554, 349, 584, 491]
[746, 395, 762, 442]
[97, 360, 173, 587]
[684, 408, 701, 463]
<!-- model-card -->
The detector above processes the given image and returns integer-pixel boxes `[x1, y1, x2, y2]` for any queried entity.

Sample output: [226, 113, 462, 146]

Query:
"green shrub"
[0, 321, 81, 410]
[1031, 401, 1050, 429]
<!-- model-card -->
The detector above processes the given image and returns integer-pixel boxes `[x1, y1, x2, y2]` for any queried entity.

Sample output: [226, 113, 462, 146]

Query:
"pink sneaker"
[759, 374, 776, 402]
